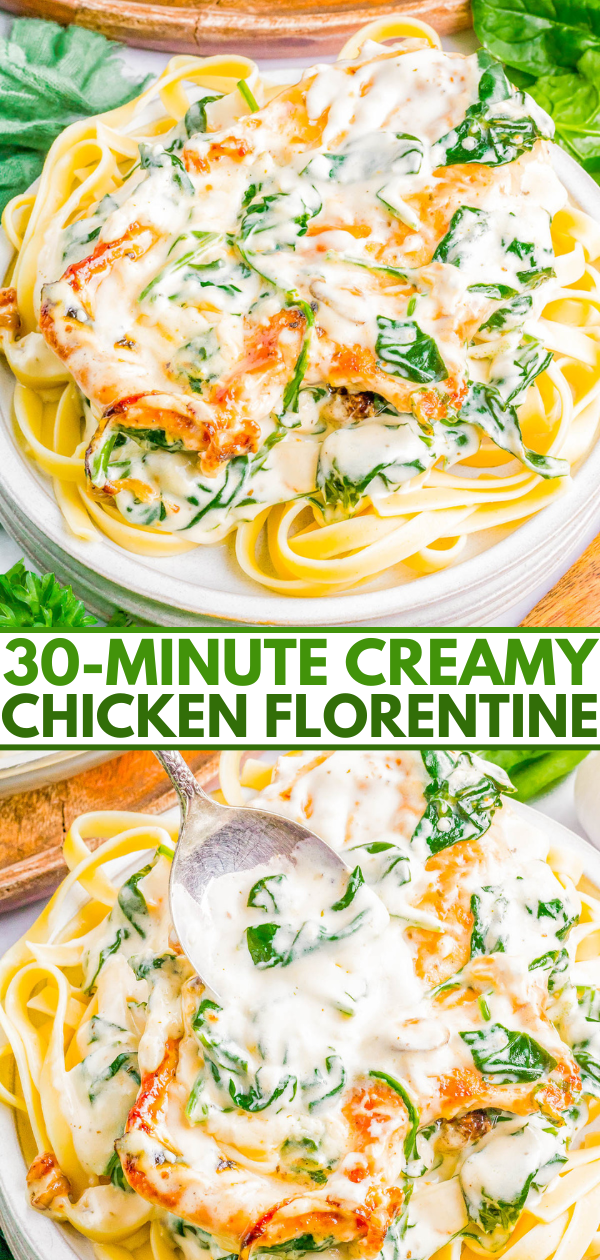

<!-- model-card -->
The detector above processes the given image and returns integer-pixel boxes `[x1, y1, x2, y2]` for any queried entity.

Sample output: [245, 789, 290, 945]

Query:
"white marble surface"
[0, 767, 592, 958]
[0, 15, 596, 624]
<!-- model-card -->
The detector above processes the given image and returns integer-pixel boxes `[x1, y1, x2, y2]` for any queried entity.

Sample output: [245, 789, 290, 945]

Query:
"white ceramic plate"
[0, 799, 597, 1260]
[0, 149, 599, 627]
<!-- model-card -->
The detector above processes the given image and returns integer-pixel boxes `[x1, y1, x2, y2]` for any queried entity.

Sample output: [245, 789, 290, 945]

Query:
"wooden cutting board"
[0, 750, 219, 912]
[0, 0, 471, 58]
[522, 533, 600, 627]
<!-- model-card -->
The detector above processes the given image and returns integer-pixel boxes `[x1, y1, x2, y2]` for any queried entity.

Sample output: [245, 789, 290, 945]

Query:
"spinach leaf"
[375, 316, 447, 384]
[184, 92, 222, 137]
[459, 382, 569, 479]
[246, 910, 370, 968]
[479, 292, 533, 333]
[531, 53, 600, 177]
[529, 948, 569, 993]
[460, 1023, 556, 1082]
[433, 206, 490, 266]
[349, 841, 411, 884]
[229, 1068, 296, 1112]
[471, 0, 600, 82]
[489, 337, 553, 406]
[303, 1055, 346, 1111]
[477, 1173, 535, 1239]
[185, 1071, 209, 1123]
[257, 1236, 335, 1254]
[578, 986, 600, 1021]
[117, 863, 152, 938]
[86, 928, 127, 993]
[192, 998, 249, 1073]
[434, 51, 551, 168]
[411, 751, 514, 858]
[139, 142, 194, 196]
[104, 1150, 133, 1192]
[468, 282, 518, 299]
[573, 1048, 600, 1096]
[472, 2, 600, 180]
[304, 132, 423, 183]
[537, 897, 578, 940]
[331, 866, 364, 910]
[369, 1070, 419, 1162]
[88, 1052, 140, 1103]
[470, 887, 508, 958]
[247, 874, 285, 913]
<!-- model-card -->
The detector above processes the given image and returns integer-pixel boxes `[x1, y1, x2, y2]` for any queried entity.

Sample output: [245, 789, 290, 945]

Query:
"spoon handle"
[155, 750, 209, 808]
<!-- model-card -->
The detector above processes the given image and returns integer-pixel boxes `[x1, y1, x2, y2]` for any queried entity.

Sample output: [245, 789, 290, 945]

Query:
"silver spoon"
[155, 750, 351, 996]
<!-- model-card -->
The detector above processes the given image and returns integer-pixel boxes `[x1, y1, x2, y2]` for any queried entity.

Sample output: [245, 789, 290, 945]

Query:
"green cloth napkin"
[0, 17, 151, 213]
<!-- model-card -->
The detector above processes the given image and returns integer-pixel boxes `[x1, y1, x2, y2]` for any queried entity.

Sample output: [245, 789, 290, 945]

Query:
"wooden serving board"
[0, 749, 219, 913]
[522, 532, 600, 627]
[0, 0, 471, 59]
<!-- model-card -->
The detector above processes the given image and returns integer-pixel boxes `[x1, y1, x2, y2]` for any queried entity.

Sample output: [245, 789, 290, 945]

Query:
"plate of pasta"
[1, 16, 600, 622]
[2, 748, 600, 1260]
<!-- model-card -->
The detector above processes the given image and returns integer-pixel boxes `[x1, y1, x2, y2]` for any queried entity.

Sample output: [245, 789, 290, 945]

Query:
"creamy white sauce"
[37, 41, 572, 533]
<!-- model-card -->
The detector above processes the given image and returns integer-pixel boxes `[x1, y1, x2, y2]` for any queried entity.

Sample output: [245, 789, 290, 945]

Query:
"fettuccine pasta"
[1, 19, 600, 596]
[2, 751, 600, 1260]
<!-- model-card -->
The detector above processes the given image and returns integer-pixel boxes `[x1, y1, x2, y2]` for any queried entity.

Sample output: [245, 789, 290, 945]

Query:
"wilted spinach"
[411, 750, 514, 858]
[375, 315, 447, 384]
[460, 1023, 556, 1083]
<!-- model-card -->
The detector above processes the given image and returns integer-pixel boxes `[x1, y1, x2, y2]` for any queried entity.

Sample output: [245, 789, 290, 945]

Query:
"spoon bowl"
[155, 751, 350, 995]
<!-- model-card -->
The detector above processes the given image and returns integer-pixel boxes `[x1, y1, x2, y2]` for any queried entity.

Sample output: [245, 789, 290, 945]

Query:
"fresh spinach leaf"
[375, 315, 447, 384]
[460, 1023, 556, 1082]
[471, 0, 600, 83]
[104, 1150, 133, 1192]
[412, 751, 514, 858]
[472, 2, 600, 180]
